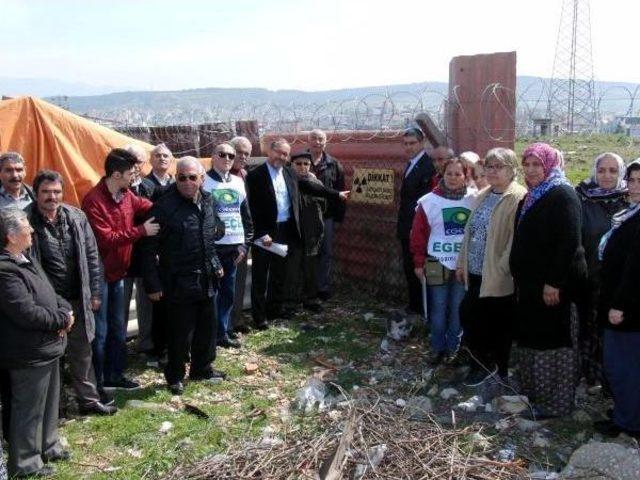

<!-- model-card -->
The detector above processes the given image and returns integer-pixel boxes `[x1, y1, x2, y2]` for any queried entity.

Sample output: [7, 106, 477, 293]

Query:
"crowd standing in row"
[0, 126, 639, 476]
[399, 129, 640, 435]
[0, 131, 347, 477]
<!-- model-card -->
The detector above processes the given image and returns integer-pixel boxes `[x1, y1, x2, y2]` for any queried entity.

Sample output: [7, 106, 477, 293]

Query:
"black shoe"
[255, 320, 269, 330]
[304, 302, 323, 313]
[78, 402, 118, 416]
[317, 291, 332, 301]
[98, 389, 115, 407]
[228, 331, 239, 340]
[191, 369, 227, 381]
[103, 377, 141, 390]
[19, 465, 56, 477]
[234, 325, 250, 334]
[43, 450, 71, 463]
[218, 336, 241, 348]
[280, 308, 297, 319]
[426, 351, 444, 366]
[168, 382, 184, 395]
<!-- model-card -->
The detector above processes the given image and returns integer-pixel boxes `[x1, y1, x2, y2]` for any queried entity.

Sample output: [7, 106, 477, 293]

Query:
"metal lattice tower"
[546, 0, 598, 134]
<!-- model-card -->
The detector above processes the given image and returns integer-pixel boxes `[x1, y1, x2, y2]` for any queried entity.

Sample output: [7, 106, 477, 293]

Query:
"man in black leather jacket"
[141, 157, 225, 395]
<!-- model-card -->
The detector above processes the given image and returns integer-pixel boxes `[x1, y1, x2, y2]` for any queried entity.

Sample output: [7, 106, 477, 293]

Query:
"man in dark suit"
[246, 139, 347, 329]
[146, 144, 175, 195]
[397, 128, 437, 315]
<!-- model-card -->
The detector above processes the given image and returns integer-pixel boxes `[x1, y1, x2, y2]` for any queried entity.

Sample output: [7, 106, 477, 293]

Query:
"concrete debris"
[560, 442, 640, 480]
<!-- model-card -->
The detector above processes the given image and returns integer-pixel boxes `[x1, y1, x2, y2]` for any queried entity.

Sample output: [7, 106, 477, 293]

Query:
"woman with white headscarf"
[595, 159, 640, 438]
[575, 152, 628, 389]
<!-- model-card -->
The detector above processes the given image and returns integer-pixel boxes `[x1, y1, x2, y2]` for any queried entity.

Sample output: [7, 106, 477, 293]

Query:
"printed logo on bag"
[441, 207, 470, 235]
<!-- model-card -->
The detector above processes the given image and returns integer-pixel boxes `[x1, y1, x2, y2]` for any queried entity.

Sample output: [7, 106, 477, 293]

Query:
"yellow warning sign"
[351, 168, 395, 205]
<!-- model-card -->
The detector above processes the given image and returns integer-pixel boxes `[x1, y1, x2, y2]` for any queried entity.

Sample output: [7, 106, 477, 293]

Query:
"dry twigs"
[164, 393, 529, 480]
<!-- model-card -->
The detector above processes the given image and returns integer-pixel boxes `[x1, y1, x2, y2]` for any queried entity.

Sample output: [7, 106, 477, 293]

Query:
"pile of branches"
[164, 396, 528, 480]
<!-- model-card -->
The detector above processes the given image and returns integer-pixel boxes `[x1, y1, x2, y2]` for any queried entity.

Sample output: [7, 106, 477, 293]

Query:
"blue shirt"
[266, 163, 291, 223]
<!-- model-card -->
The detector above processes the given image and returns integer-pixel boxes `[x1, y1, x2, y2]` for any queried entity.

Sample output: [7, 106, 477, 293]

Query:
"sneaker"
[145, 355, 160, 368]
[426, 351, 444, 366]
[217, 336, 241, 349]
[443, 352, 459, 365]
[464, 366, 498, 387]
[103, 377, 141, 390]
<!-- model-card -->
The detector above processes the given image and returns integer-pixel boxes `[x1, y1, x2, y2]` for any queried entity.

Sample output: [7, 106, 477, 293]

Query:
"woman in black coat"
[0, 208, 73, 477]
[594, 160, 640, 438]
[510, 143, 586, 418]
[575, 152, 628, 387]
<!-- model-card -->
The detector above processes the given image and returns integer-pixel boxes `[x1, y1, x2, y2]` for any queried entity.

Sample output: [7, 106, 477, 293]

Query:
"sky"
[1, 0, 639, 92]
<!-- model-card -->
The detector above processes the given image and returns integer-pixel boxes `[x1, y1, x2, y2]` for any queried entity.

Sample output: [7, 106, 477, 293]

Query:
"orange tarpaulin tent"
[0, 96, 152, 207]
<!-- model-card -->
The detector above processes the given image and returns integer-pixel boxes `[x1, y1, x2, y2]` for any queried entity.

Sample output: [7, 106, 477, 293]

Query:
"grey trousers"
[67, 300, 101, 407]
[316, 218, 335, 295]
[232, 255, 249, 328]
[8, 359, 64, 477]
[124, 277, 154, 352]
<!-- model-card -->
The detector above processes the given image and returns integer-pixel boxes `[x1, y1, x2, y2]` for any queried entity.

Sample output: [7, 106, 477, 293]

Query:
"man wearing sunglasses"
[141, 157, 225, 395]
[203, 143, 253, 349]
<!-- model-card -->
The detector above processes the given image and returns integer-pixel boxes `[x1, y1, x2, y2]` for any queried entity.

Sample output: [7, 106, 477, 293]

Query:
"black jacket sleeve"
[240, 197, 254, 249]
[544, 187, 582, 289]
[298, 177, 340, 201]
[611, 225, 640, 311]
[0, 270, 69, 331]
[140, 205, 163, 295]
[81, 214, 103, 298]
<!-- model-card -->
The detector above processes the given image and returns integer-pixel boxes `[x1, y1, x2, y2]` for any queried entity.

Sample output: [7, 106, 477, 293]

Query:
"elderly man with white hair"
[141, 156, 225, 395]
[146, 143, 175, 193]
[306, 129, 346, 301]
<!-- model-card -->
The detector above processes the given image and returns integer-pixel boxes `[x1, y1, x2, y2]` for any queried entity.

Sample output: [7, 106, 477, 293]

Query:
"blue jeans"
[217, 248, 238, 339]
[428, 275, 465, 354]
[92, 279, 126, 387]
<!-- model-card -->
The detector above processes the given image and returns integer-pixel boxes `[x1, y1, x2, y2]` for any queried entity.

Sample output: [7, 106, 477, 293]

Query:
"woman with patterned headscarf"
[575, 152, 628, 389]
[509, 143, 587, 418]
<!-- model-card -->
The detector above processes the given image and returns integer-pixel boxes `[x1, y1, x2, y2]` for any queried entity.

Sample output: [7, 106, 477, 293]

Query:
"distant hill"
[3, 76, 638, 126]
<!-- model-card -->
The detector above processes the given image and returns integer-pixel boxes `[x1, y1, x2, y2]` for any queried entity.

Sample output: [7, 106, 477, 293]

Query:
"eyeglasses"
[177, 174, 199, 182]
[485, 164, 506, 172]
[294, 162, 311, 166]
[217, 152, 236, 160]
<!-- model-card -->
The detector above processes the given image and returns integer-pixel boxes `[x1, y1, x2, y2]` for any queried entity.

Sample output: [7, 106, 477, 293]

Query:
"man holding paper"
[246, 139, 348, 330]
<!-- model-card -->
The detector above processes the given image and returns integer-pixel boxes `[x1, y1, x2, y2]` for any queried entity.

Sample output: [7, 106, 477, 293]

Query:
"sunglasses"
[217, 152, 236, 160]
[177, 174, 199, 182]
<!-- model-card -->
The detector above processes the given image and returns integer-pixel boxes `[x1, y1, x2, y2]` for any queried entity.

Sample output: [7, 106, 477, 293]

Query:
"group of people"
[399, 128, 640, 439]
[0, 129, 347, 478]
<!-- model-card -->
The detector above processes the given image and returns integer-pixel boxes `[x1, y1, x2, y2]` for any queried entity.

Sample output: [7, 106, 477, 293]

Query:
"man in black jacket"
[397, 128, 437, 315]
[307, 129, 346, 301]
[0, 208, 73, 477]
[246, 139, 347, 329]
[142, 157, 225, 395]
[146, 143, 175, 195]
[28, 170, 116, 416]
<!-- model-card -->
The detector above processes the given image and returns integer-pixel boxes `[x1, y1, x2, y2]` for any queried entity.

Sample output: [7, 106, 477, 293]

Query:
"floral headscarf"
[519, 143, 570, 221]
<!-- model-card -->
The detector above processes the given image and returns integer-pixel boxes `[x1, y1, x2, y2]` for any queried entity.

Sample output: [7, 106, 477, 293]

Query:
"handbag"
[424, 257, 445, 286]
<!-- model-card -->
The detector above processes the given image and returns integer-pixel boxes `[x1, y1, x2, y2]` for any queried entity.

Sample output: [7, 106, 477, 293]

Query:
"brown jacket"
[457, 181, 527, 297]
